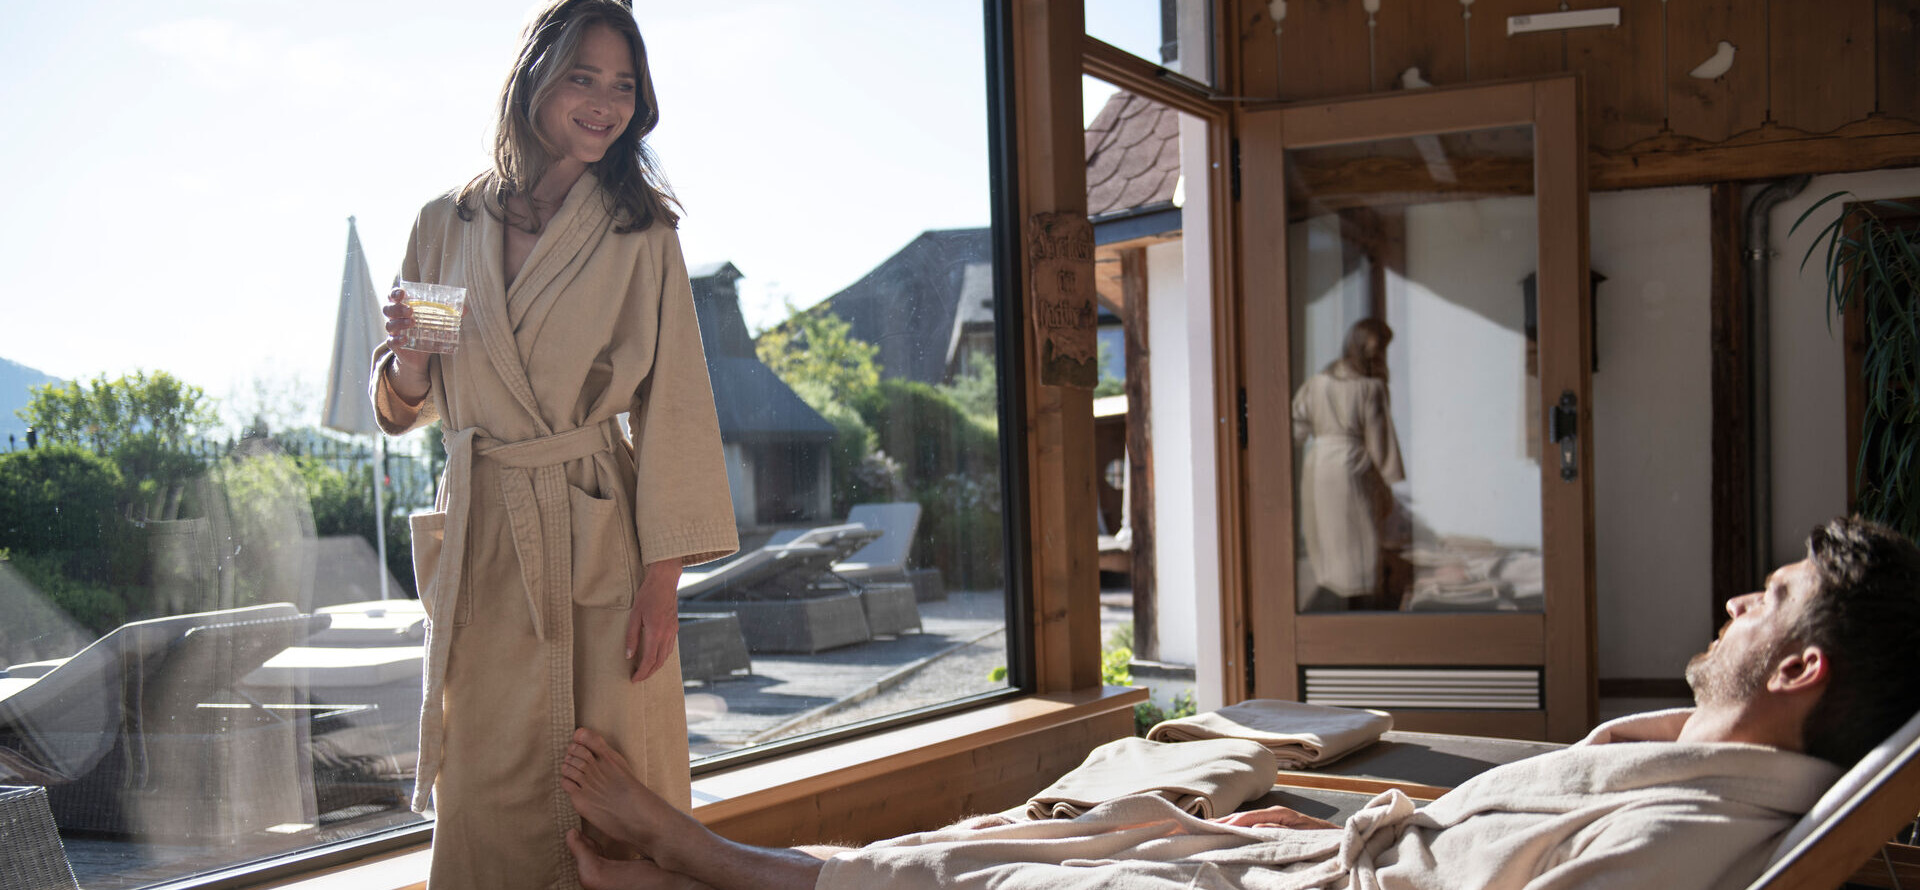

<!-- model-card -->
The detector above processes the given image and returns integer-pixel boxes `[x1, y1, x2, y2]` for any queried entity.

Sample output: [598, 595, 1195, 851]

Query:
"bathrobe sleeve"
[370, 207, 443, 436]
[1362, 379, 1403, 484]
[1517, 803, 1784, 890]
[627, 226, 739, 568]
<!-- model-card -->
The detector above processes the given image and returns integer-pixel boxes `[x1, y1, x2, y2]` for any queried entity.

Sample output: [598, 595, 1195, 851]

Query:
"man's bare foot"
[562, 728, 700, 862]
[567, 829, 706, 890]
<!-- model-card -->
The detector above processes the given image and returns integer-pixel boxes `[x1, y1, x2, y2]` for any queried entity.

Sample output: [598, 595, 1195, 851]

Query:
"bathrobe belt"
[413, 420, 618, 812]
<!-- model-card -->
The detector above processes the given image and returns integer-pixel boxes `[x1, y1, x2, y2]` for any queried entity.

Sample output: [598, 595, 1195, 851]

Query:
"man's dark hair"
[1793, 516, 1920, 767]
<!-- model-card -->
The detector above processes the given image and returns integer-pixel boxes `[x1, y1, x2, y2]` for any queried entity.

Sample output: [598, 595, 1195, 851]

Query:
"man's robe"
[372, 172, 738, 890]
[819, 711, 1842, 890]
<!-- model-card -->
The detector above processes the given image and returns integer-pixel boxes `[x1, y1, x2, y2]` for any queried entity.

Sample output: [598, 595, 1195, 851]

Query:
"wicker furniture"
[0, 785, 79, 890]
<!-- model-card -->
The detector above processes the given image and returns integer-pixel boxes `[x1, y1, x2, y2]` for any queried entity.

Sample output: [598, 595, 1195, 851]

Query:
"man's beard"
[1685, 639, 1777, 707]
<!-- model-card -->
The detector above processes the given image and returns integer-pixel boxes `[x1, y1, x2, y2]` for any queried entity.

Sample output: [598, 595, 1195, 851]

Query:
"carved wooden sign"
[1028, 211, 1097, 389]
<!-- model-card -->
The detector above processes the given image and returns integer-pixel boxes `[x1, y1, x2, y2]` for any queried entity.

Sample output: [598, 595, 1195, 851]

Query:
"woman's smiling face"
[536, 23, 636, 169]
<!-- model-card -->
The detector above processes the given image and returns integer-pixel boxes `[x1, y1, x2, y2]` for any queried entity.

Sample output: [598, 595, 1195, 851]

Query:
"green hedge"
[849, 380, 1005, 590]
[0, 446, 124, 559]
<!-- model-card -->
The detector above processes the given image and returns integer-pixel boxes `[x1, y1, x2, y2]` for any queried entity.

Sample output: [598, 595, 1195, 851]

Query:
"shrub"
[843, 380, 1006, 589]
[0, 446, 124, 559]
[209, 446, 316, 607]
[4, 550, 129, 637]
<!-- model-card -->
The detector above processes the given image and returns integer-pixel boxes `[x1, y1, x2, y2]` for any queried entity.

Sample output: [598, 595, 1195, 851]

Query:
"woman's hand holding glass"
[383, 286, 433, 404]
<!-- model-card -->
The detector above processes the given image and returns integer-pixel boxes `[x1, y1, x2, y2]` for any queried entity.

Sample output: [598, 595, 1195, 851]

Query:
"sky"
[0, 1, 1158, 428]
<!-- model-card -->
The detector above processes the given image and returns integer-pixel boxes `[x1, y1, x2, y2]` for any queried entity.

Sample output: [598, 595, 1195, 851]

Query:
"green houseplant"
[1794, 194, 1920, 539]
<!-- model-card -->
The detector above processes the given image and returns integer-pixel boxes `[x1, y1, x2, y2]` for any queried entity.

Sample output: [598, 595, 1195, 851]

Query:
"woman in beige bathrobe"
[372, 2, 738, 886]
[1292, 319, 1404, 611]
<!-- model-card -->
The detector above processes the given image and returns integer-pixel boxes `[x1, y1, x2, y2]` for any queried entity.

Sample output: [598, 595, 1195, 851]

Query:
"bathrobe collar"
[461, 171, 610, 435]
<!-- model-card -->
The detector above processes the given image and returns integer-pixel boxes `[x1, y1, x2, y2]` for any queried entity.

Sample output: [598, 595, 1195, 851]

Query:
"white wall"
[1588, 187, 1713, 680]
[1768, 169, 1920, 564]
[1148, 111, 1223, 709]
[1398, 198, 1543, 548]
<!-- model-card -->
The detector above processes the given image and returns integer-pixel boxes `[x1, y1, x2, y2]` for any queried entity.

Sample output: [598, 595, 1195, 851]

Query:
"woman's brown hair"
[456, 0, 678, 233]
[1332, 317, 1393, 380]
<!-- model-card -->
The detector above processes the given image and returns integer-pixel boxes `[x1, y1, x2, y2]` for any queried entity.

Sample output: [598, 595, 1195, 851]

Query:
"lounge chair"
[1253, 713, 1920, 888]
[768, 516, 925, 635]
[0, 604, 328, 841]
[0, 784, 78, 890]
[680, 544, 870, 653]
[838, 503, 924, 586]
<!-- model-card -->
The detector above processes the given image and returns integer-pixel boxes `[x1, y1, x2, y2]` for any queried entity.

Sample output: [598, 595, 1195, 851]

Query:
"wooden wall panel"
[1666, 0, 1768, 143]
[1566, 0, 1666, 150]
[1375, 1, 1470, 91]
[1770, 0, 1876, 134]
[1467, 0, 1566, 82]
[1879, 0, 1920, 124]
[1238, 0, 1282, 99]
[1276, 0, 1371, 100]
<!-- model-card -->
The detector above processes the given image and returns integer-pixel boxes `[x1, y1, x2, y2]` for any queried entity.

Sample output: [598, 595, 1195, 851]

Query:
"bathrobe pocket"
[569, 485, 638, 610]
[409, 510, 470, 626]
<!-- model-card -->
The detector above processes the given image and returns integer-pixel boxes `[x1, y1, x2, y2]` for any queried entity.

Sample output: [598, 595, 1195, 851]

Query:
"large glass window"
[0, 2, 1013, 885]
[1085, 0, 1215, 85]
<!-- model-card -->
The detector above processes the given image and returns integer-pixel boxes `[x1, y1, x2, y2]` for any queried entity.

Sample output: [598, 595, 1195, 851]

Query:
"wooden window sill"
[257, 686, 1145, 890]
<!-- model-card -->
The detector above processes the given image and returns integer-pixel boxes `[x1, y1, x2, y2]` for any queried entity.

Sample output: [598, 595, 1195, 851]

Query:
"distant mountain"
[0, 357, 61, 449]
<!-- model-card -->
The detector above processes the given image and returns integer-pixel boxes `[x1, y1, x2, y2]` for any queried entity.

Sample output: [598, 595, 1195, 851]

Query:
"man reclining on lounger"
[558, 516, 1920, 890]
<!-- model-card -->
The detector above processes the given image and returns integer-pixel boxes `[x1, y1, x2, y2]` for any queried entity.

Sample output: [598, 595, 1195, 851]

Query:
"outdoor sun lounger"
[838, 503, 922, 584]
[0, 603, 329, 841]
[679, 544, 871, 653]
[0, 604, 310, 787]
[767, 517, 924, 635]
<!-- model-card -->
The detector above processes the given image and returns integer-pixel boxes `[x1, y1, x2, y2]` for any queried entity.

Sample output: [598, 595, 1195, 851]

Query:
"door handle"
[1549, 392, 1578, 482]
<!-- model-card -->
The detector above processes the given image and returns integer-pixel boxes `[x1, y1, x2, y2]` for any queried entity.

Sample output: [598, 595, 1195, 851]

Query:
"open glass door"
[1237, 79, 1595, 741]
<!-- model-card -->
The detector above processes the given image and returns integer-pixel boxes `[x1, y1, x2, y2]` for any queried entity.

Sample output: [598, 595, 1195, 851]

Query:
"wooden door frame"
[1081, 18, 1250, 705]
[1235, 76, 1597, 742]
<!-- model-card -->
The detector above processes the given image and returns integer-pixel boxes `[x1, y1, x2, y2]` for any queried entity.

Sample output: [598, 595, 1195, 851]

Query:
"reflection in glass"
[1085, 0, 1214, 85]
[1294, 319, 1404, 611]
[1288, 127, 1546, 614]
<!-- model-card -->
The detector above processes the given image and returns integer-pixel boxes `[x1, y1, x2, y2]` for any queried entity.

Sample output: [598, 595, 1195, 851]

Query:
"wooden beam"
[1015, 0, 1099, 694]
[1270, 80, 1537, 148]
[1594, 124, 1920, 191]
[1275, 123, 1920, 198]
[1709, 181, 1752, 635]
[1121, 247, 1157, 661]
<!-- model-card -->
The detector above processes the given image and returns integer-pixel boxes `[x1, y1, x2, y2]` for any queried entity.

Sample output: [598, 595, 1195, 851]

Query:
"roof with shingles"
[1085, 89, 1180, 217]
[689, 265, 835, 442]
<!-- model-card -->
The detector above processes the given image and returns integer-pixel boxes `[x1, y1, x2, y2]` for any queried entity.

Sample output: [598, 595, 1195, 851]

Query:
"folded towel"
[1024, 736, 1276, 820]
[1145, 699, 1392, 769]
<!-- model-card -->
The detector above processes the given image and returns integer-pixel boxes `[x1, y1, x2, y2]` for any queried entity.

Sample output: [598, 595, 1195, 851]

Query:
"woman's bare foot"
[562, 728, 700, 862]
[567, 829, 706, 890]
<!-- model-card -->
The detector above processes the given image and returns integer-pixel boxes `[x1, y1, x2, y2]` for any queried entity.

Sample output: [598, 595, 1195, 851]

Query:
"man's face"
[1686, 558, 1818, 707]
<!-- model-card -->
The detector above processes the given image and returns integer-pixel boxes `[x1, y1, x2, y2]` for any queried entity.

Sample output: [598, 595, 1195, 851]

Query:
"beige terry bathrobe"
[371, 172, 738, 890]
[819, 710, 1841, 890]
[1293, 363, 1404, 601]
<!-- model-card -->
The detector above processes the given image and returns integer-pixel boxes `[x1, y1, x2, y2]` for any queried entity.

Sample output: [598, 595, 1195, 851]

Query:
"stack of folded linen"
[1025, 737, 1276, 819]
[1146, 699, 1392, 769]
